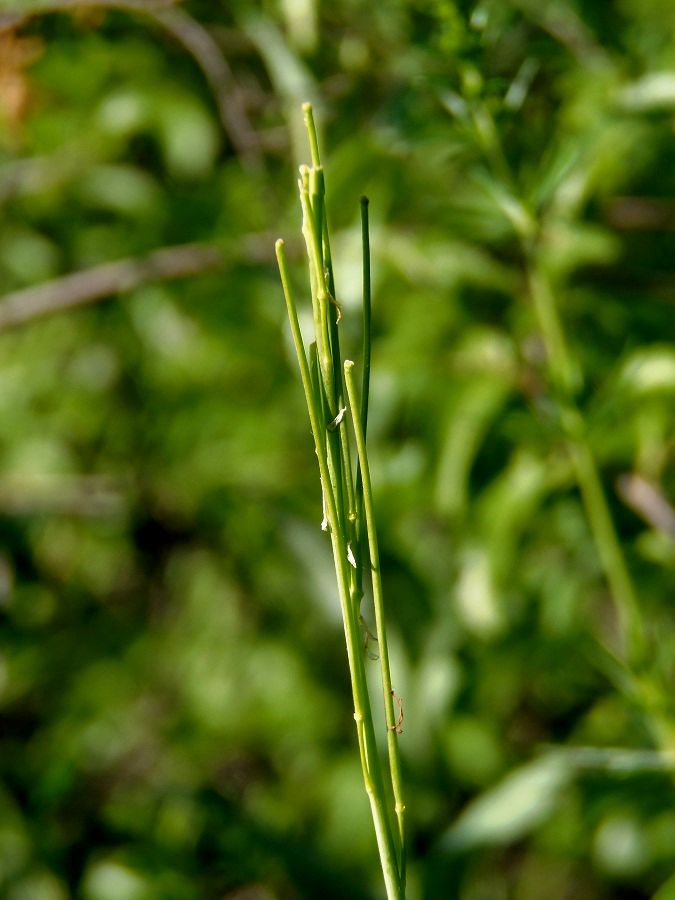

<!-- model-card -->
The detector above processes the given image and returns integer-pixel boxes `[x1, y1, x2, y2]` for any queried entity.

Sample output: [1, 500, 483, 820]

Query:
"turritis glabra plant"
[275, 104, 406, 899]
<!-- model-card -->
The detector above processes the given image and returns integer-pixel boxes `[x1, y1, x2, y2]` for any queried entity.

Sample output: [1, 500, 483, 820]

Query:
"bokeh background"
[1, 1, 675, 898]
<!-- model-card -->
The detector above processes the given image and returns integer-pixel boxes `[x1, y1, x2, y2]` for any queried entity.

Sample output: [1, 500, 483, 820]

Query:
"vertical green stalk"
[345, 360, 406, 886]
[354, 196, 372, 602]
[277, 239, 401, 897]
[564, 412, 646, 666]
[276, 104, 405, 898]
[524, 256, 675, 754]
[359, 196, 372, 441]
[467, 94, 647, 671]
[525, 255, 646, 668]
[466, 92, 656, 720]
[525, 263, 578, 398]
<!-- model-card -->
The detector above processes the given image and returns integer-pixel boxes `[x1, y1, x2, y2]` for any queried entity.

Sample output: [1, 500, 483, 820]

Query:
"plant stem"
[276, 153, 405, 894]
[566, 415, 646, 665]
[359, 196, 372, 441]
[468, 99, 647, 666]
[345, 360, 406, 886]
[354, 196, 372, 601]
[524, 252, 646, 668]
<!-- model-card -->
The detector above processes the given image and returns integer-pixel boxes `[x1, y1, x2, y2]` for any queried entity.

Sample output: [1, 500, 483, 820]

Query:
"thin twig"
[0, 242, 224, 329]
[617, 473, 675, 537]
[0, 151, 87, 204]
[150, 6, 262, 169]
[0, 474, 127, 517]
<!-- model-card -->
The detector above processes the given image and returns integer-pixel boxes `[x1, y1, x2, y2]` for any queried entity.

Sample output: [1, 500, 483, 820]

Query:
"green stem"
[310, 148, 361, 624]
[345, 359, 406, 887]
[525, 254, 646, 668]
[308, 155, 359, 570]
[299, 175, 334, 408]
[526, 264, 579, 397]
[355, 196, 372, 601]
[472, 93, 648, 674]
[565, 414, 646, 666]
[359, 197, 372, 440]
[276, 240, 403, 899]
[302, 101, 321, 169]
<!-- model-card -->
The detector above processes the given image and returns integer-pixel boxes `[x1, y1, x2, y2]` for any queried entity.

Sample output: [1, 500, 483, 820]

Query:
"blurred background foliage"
[0, 0, 674, 898]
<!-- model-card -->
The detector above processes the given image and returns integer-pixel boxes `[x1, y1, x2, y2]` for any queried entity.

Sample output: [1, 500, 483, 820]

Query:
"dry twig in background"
[0, 243, 225, 329]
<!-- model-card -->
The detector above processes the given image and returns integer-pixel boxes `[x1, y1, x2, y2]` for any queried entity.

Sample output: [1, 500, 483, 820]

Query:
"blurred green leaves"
[0, 1, 674, 899]
[440, 754, 573, 851]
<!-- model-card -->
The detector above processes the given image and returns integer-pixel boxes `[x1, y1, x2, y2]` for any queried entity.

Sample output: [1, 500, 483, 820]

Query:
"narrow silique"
[275, 104, 406, 899]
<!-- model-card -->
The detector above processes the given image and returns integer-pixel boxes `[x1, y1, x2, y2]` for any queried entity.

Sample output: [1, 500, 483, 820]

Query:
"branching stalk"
[276, 105, 405, 898]
[468, 97, 648, 671]
[467, 93, 656, 724]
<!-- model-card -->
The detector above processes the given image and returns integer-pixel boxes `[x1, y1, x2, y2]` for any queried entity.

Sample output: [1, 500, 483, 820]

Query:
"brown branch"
[0, 474, 127, 517]
[150, 6, 263, 170]
[0, 242, 225, 330]
[605, 197, 675, 231]
[617, 474, 675, 538]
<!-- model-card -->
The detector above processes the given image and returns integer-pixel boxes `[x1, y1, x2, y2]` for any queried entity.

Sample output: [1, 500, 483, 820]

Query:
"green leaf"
[438, 755, 572, 852]
[618, 346, 675, 396]
[618, 73, 675, 112]
[654, 873, 675, 900]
